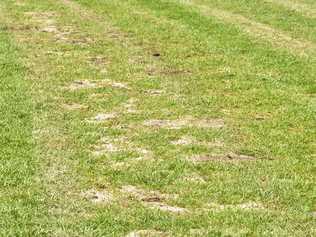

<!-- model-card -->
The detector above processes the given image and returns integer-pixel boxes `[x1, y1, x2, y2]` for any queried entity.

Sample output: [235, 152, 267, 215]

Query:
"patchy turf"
[0, 0, 315, 236]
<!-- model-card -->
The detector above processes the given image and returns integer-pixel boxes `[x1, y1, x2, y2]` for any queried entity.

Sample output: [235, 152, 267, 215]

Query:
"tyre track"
[266, 0, 316, 19]
[177, 0, 316, 57]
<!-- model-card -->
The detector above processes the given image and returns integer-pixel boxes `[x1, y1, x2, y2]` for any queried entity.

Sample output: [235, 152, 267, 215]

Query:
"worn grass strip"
[0, 21, 47, 236]
[266, 0, 316, 18]
[176, 0, 316, 57]
[1, 1, 101, 235]
[2, 0, 195, 235]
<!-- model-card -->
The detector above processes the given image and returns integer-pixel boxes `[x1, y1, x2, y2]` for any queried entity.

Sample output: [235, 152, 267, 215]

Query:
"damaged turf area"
[0, 0, 315, 236]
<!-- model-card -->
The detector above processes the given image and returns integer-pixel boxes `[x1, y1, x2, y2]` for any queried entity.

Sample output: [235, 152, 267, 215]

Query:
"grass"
[0, 0, 315, 236]
[0, 27, 47, 235]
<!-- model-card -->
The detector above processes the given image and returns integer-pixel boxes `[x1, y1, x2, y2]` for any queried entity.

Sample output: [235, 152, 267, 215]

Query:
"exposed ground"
[0, 0, 315, 236]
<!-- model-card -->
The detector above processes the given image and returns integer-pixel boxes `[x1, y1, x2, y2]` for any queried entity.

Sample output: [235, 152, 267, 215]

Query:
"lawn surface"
[0, 0, 315, 236]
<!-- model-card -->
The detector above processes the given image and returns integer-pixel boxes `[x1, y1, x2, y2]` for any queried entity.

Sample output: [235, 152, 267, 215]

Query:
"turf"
[0, 0, 315, 236]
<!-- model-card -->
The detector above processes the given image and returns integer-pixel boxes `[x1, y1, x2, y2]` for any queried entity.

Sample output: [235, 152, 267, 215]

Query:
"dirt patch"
[171, 136, 195, 145]
[92, 137, 153, 160]
[144, 117, 224, 130]
[25, 11, 57, 18]
[25, 10, 93, 45]
[144, 119, 187, 129]
[122, 185, 186, 214]
[122, 185, 171, 200]
[226, 153, 256, 160]
[87, 113, 117, 123]
[204, 140, 225, 148]
[148, 202, 187, 213]
[126, 230, 168, 237]
[93, 143, 119, 156]
[5, 25, 33, 32]
[82, 189, 113, 204]
[62, 103, 87, 110]
[171, 136, 224, 148]
[68, 80, 104, 90]
[68, 80, 128, 91]
[110, 82, 129, 89]
[60, 0, 129, 43]
[193, 119, 224, 128]
[25, 11, 72, 41]
[88, 55, 109, 71]
[41, 25, 59, 33]
[145, 89, 165, 96]
[189, 229, 209, 236]
[92, 137, 126, 155]
[89, 93, 109, 99]
[123, 98, 139, 114]
[65, 35, 93, 45]
[146, 67, 192, 77]
[88, 55, 107, 65]
[189, 153, 256, 163]
[134, 148, 153, 159]
[45, 163, 68, 183]
[182, 173, 206, 183]
[46, 50, 69, 57]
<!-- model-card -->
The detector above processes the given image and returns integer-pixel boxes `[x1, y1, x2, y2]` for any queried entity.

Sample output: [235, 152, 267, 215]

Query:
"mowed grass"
[0, 0, 315, 236]
[0, 29, 47, 234]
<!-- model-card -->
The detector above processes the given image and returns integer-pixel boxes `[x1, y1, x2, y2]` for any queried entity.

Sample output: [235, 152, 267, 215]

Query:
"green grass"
[0, 0, 315, 236]
[187, 0, 316, 42]
[0, 27, 47, 235]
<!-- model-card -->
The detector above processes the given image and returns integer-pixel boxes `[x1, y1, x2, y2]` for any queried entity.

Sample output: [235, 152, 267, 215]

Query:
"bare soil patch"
[92, 137, 153, 162]
[87, 113, 117, 123]
[171, 136, 224, 148]
[126, 230, 168, 237]
[68, 80, 106, 90]
[146, 67, 192, 77]
[88, 55, 107, 65]
[182, 173, 206, 183]
[25, 11, 57, 18]
[60, 0, 129, 44]
[93, 143, 119, 156]
[111, 82, 129, 89]
[62, 103, 87, 110]
[41, 25, 59, 33]
[123, 98, 139, 114]
[68, 80, 128, 91]
[189, 153, 256, 163]
[171, 136, 195, 145]
[122, 185, 186, 214]
[145, 89, 165, 96]
[144, 117, 224, 129]
[92, 136, 128, 156]
[25, 11, 75, 42]
[88, 55, 109, 71]
[82, 189, 113, 204]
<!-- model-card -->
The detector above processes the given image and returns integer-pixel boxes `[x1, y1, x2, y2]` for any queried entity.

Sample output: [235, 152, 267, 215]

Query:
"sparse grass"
[0, 0, 315, 236]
